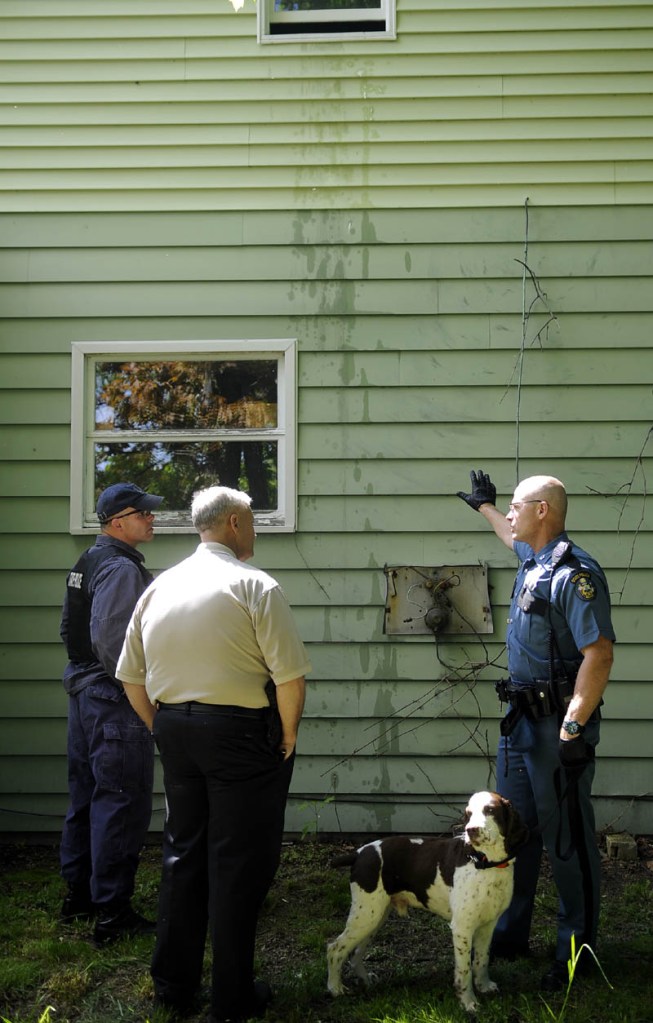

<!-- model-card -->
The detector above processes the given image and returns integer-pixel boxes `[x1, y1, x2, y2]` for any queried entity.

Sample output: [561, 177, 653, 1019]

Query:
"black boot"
[60, 883, 94, 922]
[208, 979, 273, 1023]
[93, 902, 156, 947]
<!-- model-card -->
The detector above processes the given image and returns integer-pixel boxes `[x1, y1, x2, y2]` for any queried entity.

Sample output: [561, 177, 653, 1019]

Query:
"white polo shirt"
[116, 542, 311, 707]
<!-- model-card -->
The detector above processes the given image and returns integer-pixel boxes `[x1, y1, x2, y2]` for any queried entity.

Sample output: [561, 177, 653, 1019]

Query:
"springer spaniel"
[327, 791, 528, 1014]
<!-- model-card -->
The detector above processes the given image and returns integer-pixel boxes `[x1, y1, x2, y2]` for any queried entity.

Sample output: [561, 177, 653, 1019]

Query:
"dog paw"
[457, 988, 479, 1014]
[460, 997, 479, 1014]
[351, 967, 373, 987]
[327, 983, 346, 998]
[476, 979, 499, 996]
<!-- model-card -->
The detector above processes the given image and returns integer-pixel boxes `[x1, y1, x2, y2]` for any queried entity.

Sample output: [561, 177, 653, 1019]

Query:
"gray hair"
[191, 485, 252, 532]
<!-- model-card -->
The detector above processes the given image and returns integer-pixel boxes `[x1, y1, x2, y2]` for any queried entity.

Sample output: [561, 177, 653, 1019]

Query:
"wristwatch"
[562, 719, 585, 737]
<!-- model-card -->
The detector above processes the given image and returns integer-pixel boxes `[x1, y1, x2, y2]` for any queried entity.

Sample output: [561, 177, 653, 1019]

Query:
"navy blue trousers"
[494, 711, 601, 962]
[151, 706, 294, 1021]
[60, 681, 154, 907]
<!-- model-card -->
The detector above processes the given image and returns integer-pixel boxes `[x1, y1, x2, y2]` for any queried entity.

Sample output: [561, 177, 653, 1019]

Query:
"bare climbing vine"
[308, 197, 650, 830]
[503, 196, 559, 482]
[587, 424, 652, 604]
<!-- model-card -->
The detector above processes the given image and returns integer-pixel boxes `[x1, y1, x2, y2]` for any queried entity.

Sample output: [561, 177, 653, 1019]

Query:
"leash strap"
[552, 764, 596, 941]
[552, 766, 578, 861]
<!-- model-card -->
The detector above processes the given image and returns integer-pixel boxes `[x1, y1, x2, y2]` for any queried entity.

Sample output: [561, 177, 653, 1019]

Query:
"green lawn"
[1, 836, 651, 1023]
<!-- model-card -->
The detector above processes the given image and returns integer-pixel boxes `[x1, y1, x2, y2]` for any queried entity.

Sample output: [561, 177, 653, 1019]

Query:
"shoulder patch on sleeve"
[571, 571, 597, 602]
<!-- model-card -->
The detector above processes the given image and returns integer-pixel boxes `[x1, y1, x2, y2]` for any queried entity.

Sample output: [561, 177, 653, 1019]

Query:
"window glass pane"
[95, 360, 278, 432]
[94, 440, 278, 512]
[275, 0, 380, 8]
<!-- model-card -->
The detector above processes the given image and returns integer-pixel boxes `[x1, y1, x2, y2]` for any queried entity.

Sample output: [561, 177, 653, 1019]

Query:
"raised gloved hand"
[456, 470, 497, 512]
[558, 736, 595, 777]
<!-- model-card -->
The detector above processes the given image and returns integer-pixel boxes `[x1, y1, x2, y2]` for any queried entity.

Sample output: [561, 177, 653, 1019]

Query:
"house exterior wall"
[0, 1, 651, 836]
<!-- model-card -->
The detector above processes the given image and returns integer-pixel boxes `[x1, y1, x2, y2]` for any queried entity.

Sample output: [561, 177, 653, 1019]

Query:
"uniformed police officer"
[59, 481, 163, 945]
[457, 471, 615, 991]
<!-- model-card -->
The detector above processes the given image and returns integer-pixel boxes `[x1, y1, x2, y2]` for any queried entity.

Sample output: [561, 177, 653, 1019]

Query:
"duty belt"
[495, 675, 575, 724]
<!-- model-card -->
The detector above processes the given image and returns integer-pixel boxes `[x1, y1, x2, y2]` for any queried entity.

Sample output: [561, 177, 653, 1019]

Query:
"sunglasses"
[508, 499, 545, 512]
[110, 508, 154, 521]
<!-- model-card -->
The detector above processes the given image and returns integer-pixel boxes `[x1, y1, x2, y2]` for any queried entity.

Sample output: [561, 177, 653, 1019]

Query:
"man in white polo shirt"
[116, 485, 310, 1023]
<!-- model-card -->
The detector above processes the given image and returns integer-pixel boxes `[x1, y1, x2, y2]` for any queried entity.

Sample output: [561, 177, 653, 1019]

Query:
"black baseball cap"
[96, 483, 163, 523]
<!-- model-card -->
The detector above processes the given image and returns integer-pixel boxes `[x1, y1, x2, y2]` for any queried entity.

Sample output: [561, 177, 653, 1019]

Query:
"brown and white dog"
[326, 791, 528, 1014]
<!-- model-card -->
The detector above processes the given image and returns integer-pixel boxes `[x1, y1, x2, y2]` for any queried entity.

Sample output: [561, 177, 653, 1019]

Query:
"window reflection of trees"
[94, 361, 278, 511]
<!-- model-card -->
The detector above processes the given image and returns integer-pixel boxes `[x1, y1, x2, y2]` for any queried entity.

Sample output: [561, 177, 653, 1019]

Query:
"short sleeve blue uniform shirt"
[507, 531, 615, 685]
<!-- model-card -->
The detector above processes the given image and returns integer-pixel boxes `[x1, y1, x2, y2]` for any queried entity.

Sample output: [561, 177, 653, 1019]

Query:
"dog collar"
[470, 851, 513, 870]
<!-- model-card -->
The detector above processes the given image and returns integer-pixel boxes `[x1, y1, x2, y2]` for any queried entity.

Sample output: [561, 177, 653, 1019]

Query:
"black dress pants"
[151, 704, 294, 1020]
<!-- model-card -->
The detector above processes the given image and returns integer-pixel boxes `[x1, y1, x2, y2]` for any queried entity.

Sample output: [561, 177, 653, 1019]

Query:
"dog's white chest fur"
[326, 791, 528, 1014]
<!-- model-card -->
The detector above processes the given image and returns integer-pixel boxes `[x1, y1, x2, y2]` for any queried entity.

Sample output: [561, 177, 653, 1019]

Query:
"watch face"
[564, 720, 582, 735]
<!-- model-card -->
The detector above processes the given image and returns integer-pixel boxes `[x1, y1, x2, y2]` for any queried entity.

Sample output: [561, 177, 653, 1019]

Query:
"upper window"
[70, 340, 297, 533]
[258, 0, 395, 42]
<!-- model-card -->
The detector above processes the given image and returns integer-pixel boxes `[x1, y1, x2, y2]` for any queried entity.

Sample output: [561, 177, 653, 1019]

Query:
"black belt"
[157, 701, 266, 719]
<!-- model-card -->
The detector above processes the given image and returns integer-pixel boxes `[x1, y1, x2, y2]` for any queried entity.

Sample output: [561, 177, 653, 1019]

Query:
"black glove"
[456, 469, 497, 512]
[558, 736, 594, 777]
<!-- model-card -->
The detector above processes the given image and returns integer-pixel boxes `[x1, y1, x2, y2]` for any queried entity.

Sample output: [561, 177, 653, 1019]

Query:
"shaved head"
[513, 475, 567, 533]
[516, 476, 567, 514]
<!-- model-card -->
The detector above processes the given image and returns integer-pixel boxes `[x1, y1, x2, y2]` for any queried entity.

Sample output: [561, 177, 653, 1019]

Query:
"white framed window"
[258, 0, 395, 43]
[70, 340, 297, 534]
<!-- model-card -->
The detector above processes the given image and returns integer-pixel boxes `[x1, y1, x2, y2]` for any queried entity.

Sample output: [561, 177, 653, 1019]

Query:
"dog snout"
[465, 825, 482, 841]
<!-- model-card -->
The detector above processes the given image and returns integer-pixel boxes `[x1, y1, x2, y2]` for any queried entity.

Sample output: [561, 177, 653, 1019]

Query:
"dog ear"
[500, 798, 530, 855]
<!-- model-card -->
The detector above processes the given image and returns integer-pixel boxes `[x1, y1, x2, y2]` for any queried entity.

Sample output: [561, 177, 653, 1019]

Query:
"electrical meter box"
[383, 564, 493, 636]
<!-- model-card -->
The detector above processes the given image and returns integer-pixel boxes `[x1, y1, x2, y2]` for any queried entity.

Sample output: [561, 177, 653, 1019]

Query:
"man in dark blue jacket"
[60, 482, 162, 946]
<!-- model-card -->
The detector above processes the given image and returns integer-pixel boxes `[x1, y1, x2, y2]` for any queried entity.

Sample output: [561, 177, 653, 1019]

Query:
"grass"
[0, 836, 652, 1023]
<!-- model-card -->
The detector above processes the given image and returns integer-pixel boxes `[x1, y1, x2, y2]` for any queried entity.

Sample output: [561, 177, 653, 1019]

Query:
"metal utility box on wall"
[383, 565, 493, 636]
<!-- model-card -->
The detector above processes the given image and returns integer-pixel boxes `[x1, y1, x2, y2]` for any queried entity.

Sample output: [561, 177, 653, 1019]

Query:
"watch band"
[562, 719, 585, 736]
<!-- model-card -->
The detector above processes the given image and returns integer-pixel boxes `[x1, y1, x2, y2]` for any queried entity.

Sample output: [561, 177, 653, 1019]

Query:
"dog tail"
[330, 851, 357, 869]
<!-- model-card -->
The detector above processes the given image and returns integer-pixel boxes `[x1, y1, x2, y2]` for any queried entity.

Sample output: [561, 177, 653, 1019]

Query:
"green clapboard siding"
[0, 0, 652, 835]
[0, 2, 652, 210]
